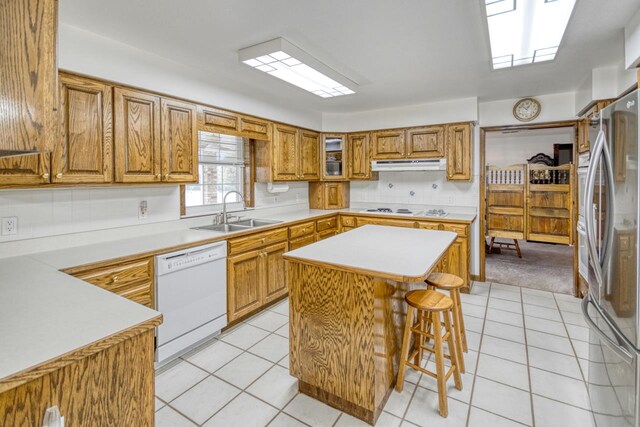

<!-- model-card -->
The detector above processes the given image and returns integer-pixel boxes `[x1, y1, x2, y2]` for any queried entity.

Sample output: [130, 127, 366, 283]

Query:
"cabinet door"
[0, 0, 57, 186]
[324, 182, 346, 209]
[371, 129, 405, 159]
[445, 123, 472, 181]
[441, 237, 469, 287]
[347, 133, 371, 179]
[239, 115, 272, 141]
[199, 106, 239, 135]
[53, 74, 113, 183]
[299, 130, 320, 180]
[114, 88, 162, 183]
[273, 124, 299, 181]
[406, 126, 445, 158]
[262, 242, 288, 304]
[227, 249, 263, 322]
[577, 118, 590, 154]
[161, 98, 198, 183]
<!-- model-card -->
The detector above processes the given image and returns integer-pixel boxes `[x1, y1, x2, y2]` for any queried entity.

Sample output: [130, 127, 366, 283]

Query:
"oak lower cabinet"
[445, 123, 472, 181]
[161, 98, 199, 182]
[227, 229, 289, 323]
[53, 73, 113, 184]
[114, 88, 162, 183]
[64, 256, 155, 308]
[289, 220, 316, 250]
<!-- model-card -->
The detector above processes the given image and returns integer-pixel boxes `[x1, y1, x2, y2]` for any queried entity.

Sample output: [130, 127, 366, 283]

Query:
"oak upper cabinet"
[114, 88, 162, 183]
[406, 125, 445, 158]
[299, 130, 321, 180]
[239, 115, 272, 141]
[347, 132, 374, 180]
[0, 0, 58, 186]
[161, 98, 199, 183]
[371, 129, 405, 159]
[53, 73, 113, 184]
[445, 123, 473, 181]
[309, 181, 350, 209]
[199, 106, 240, 135]
[322, 134, 347, 180]
[227, 248, 264, 321]
[273, 124, 300, 181]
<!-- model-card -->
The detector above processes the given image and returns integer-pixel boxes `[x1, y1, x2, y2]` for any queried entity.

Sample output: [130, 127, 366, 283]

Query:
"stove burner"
[367, 208, 393, 213]
[425, 209, 447, 217]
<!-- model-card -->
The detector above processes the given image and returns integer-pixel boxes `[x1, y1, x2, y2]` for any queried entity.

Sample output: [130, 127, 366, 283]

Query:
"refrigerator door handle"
[582, 295, 635, 365]
[584, 129, 605, 287]
[599, 138, 616, 295]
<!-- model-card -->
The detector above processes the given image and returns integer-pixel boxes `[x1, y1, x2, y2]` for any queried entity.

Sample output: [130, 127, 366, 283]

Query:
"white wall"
[321, 97, 478, 132]
[574, 63, 638, 114]
[479, 92, 576, 127]
[58, 24, 322, 130]
[0, 186, 180, 243]
[486, 131, 574, 167]
[625, 7, 640, 69]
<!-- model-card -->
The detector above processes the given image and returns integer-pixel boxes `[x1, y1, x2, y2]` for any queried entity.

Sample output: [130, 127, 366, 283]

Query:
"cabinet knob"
[56, 173, 63, 179]
[164, 174, 170, 180]
[42, 173, 50, 180]
[261, 238, 266, 243]
[112, 276, 119, 283]
[156, 174, 162, 179]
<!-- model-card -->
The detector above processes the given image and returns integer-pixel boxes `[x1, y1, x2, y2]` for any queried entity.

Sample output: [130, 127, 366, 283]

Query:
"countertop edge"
[0, 314, 162, 394]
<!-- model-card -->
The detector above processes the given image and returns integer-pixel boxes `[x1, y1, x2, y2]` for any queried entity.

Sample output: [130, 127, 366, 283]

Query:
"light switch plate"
[1, 217, 18, 236]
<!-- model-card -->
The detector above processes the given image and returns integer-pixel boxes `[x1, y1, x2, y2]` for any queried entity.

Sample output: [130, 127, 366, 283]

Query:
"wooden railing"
[528, 164, 571, 185]
[487, 165, 525, 185]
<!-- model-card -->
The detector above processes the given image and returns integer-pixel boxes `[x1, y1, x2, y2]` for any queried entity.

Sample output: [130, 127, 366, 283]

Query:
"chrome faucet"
[222, 191, 245, 224]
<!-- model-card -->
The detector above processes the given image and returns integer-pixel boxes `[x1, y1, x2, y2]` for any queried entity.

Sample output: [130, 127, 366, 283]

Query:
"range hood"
[371, 158, 446, 172]
[0, 149, 43, 159]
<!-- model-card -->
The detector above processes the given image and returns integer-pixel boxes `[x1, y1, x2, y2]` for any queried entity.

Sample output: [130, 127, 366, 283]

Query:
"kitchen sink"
[193, 223, 252, 233]
[192, 218, 282, 233]
[234, 218, 282, 227]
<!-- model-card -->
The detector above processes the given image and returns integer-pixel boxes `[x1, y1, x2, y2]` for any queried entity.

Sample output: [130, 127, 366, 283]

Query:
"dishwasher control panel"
[156, 242, 227, 276]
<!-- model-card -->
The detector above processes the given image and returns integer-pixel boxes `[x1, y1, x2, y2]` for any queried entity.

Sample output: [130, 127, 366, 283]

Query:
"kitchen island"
[283, 225, 457, 425]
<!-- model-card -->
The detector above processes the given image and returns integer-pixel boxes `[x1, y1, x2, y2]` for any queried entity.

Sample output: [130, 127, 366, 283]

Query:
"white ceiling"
[59, 0, 638, 114]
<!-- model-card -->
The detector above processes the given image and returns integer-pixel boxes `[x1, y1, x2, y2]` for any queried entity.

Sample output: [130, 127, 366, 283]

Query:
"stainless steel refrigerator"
[583, 89, 640, 426]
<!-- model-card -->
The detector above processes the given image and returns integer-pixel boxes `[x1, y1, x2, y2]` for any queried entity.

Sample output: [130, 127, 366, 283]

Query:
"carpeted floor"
[485, 239, 574, 294]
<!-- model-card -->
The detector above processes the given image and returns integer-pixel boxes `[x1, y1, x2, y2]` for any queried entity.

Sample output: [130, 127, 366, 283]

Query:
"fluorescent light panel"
[239, 38, 356, 98]
[485, 0, 576, 69]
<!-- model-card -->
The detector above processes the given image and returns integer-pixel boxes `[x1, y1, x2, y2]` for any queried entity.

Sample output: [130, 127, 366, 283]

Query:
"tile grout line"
[463, 282, 492, 427]
[520, 284, 536, 427]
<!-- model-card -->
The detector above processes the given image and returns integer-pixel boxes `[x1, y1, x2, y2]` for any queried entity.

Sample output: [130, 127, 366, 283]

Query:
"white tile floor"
[155, 282, 595, 427]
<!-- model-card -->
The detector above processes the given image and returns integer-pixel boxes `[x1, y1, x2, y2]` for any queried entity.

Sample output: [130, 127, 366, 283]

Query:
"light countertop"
[283, 225, 457, 282]
[0, 204, 474, 388]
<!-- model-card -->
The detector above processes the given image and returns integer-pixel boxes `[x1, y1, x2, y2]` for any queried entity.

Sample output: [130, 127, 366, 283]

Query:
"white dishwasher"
[155, 241, 227, 366]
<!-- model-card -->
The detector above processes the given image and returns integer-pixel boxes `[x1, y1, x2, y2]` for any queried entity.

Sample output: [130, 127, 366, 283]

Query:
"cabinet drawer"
[289, 221, 315, 239]
[289, 234, 316, 250]
[316, 217, 338, 232]
[229, 227, 288, 255]
[356, 217, 416, 228]
[317, 229, 337, 240]
[73, 258, 153, 290]
[416, 221, 440, 230]
[239, 115, 271, 141]
[119, 282, 154, 308]
[199, 107, 239, 133]
[444, 223, 468, 237]
[341, 216, 356, 227]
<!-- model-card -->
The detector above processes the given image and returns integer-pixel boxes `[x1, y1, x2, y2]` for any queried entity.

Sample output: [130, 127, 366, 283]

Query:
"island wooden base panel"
[0, 329, 156, 427]
[289, 261, 421, 425]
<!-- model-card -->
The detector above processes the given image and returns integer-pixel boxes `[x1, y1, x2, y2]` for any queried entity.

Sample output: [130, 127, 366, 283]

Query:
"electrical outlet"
[1, 217, 18, 236]
[138, 200, 148, 220]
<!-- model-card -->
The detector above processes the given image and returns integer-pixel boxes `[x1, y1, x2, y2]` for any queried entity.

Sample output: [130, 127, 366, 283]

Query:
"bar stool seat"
[425, 273, 467, 374]
[396, 289, 462, 417]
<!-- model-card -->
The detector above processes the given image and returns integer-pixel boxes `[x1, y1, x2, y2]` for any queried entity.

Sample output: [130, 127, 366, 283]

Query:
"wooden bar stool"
[425, 272, 467, 374]
[396, 290, 462, 417]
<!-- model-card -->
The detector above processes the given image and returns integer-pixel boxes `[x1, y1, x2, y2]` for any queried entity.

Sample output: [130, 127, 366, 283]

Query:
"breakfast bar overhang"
[283, 225, 457, 425]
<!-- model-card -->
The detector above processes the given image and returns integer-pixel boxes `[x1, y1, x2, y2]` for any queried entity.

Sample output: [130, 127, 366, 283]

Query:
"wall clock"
[513, 97, 541, 122]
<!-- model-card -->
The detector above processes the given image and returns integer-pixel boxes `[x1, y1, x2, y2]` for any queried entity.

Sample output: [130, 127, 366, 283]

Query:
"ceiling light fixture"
[239, 38, 357, 98]
[485, 0, 576, 69]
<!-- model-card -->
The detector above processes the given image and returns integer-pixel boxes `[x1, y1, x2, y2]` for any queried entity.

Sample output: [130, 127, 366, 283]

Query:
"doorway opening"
[480, 122, 579, 295]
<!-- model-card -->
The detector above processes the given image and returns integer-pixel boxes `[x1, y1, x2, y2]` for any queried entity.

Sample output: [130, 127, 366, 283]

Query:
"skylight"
[485, 0, 576, 69]
[239, 38, 357, 98]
